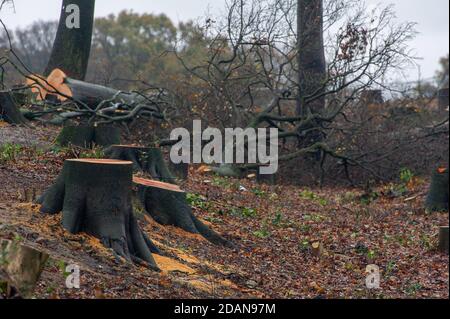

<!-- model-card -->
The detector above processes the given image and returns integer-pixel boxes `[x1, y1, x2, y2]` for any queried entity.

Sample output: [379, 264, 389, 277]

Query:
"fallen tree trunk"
[135, 177, 232, 248]
[0, 91, 28, 125]
[105, 145, 176, 183]
[56, 125, 121, 148]
[28, 69, 160, 112]
[426, 168, 449, 212]
[37, 159, 160, 270]
[0, 239, 49, 298]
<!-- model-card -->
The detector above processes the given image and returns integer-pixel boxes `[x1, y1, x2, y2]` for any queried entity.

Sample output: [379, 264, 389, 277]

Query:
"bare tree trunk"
[44, 0, 95, 80]
[296, 0, 326, 115]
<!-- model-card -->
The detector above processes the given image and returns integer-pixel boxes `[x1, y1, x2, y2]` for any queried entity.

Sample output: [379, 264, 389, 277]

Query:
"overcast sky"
[0, 0, 448, 81]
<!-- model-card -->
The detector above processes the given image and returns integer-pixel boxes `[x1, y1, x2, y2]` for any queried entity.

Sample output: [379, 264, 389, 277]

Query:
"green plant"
[252, 188, 267, 197]
[0, 143, 23, 164]
[186, 193, 209, 209]
[79, 146, 105, 159]
[299, 190, 328, 206]
[400, 168, 414, 184]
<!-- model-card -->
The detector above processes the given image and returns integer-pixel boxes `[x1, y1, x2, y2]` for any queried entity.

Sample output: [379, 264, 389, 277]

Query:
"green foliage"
[186, 193, 209, 209]
[0, 143, 23, 164]
[79, 146, 105, 159]
[400, 168, 414, 184]
[231, 207, 257, 218]
[299, 190, 328, 206]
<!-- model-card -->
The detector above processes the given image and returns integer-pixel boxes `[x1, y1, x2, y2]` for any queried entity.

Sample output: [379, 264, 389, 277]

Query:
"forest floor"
[0, 122, 448, 299]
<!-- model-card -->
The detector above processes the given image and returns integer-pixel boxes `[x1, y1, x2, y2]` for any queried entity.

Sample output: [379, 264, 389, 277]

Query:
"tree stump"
[438, 226, 449, 254]
[170, 162, 189, 181]
[0, 239, 49, 297]
[425, 168, 449, 212]
[56, 125, 121, 148]
[105, 145, 176, 183]
[0, 91, 27, 125]
[37, 159, 159, 270]
[135, 177, 232, 247]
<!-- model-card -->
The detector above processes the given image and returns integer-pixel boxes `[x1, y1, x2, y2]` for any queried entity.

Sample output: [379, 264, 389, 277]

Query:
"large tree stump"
[438, 226, 449, 254]
[135, 177, 232, 247]
[0, 239, 49, 298]
[56, 125, 121, 148]
[425, 168, 449, 212]
[0, 91, 27, 125]
[37, 159, 159, 270]
[105, 145, 176, 183]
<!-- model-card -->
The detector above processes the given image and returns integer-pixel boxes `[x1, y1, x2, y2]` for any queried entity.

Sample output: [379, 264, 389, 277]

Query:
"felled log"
[135, 177, 232, 247]
[0, 239, 49, 298]
[0, 91, 28, 125]
[438, 226, 449, 254]
[56, 125, 121, 148]
[37, 159, 160, 270]
[27, 69, 159, 111]
[105, 145, 176, 183]
[425, 168, 449, 212]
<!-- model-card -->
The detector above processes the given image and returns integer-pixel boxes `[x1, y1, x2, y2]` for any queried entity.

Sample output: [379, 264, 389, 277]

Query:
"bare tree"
[173, 0, 447, 183]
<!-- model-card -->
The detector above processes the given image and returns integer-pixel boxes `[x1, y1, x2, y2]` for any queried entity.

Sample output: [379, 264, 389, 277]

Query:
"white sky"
[0, 0, 449, 81]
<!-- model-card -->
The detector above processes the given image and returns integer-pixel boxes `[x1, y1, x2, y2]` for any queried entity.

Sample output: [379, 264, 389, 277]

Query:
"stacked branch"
[135, 177, 232, 247]
[37, 159, 160, 270]
[25, 69, 165, 125]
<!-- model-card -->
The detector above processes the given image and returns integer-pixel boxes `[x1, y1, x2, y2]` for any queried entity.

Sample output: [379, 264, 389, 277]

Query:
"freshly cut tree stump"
[438, 226, 449, 254]
[37, 159, 160, 270]
[56, 125, 121, 148]
[426, 168, 449, 212]
[0, 91, 28, 125]
[105, 145, 176, 183]
[135, 177, 232, 247]
[0, 239, 49, 297]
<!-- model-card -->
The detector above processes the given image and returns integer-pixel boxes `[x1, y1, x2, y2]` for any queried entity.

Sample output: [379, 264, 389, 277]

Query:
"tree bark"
[135, 177, 232, 248]
[105, 145, 176, 183]
[0, 239, 49, 298]
[44, 0, 96, 80]
[296, 0, 326, 115]
[56, 125, 121, 148]
[0, 91, 27, 125]
[438, 226, 449, 254]
[425, 168, 449, 212]
[37, 159, 160, 270]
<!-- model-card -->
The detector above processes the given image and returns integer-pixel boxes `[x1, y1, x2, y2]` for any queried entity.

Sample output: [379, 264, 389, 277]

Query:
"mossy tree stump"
[105, 145, 176, 183]
[0, 91, 27, 125]
[37, 159, 159, 270]
[56, 125, 121, 148]
[426, 168, 449, 212]
[135, 177, 232, 247]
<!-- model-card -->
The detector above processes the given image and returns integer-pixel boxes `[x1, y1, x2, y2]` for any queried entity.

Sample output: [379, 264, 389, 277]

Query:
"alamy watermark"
[170, 120, 279, 175]
[65, 264, 80, 289]
[65, 4, 80, 29]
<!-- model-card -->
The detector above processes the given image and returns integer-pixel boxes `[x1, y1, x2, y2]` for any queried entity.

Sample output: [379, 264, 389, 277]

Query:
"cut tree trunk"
[28, 69, 157, 110]
[438, 226, 449, 254]
[170, 162, 189, 181]
[0, 239, 49, 297]
[37, 159, 160, 270]
[105, 145, 176, 183]
[135, 177, 232, 247]
[425, 168, 449, 212]
[0, 91, 27, 125]
[56, 125, 121, 148]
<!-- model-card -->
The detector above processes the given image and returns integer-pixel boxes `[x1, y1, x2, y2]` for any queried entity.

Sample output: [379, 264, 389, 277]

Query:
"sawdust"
[152, 254, 196, 275]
